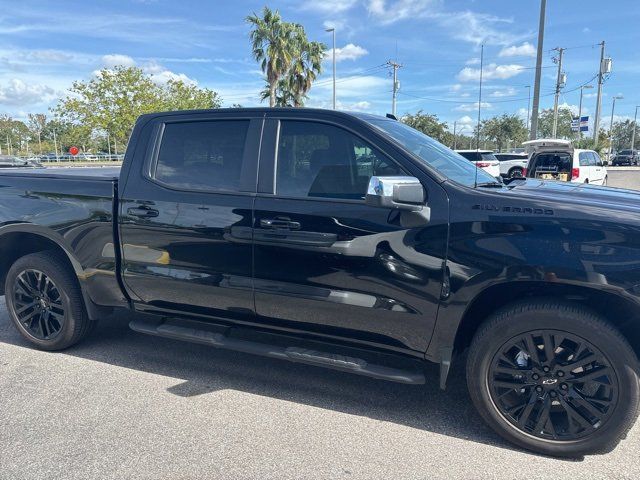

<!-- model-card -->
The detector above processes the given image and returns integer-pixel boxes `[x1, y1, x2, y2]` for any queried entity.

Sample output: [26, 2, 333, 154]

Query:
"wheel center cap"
[542, 378, 558, 386]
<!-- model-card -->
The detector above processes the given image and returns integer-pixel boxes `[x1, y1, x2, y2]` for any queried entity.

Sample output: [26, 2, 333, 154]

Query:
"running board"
[129, 318, 425, 385]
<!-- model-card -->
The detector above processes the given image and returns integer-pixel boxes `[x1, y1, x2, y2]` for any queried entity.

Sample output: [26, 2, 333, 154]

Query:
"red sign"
[69, 146, 79, 156]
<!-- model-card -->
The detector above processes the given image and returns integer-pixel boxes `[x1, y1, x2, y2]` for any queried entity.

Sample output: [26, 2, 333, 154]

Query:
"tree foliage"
[479, 114, 528, 151]
[54, 66, 221, 149]
[401, 111, 450, 144]
[247, 6, 324, 107]
[610, 119, 640, 151]
[537, 107, 575, 139]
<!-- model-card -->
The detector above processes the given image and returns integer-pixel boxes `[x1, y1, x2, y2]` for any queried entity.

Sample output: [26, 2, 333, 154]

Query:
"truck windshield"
[367, 119, 499, 187]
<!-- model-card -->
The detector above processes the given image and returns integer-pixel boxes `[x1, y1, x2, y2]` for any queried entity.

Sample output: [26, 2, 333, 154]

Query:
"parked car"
[494, 152, 529, 178]
[0, 155, 40, 168]
[524, 138, 607, 185]
[1, 108, 638, 457]
[454, 149, 501, 177]
[612, 149, 639, 166]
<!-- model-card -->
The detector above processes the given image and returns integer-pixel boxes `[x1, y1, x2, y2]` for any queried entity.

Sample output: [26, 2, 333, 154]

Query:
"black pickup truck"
[1, 108, 639, 456]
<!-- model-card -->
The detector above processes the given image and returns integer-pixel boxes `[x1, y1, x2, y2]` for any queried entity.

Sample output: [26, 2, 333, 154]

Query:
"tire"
[466, 300, 639, 457]
[508, 167, 524, 179]
[5, 251, 94, 351]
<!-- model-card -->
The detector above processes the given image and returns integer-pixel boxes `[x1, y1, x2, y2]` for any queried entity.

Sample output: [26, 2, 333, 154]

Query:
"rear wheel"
[508, 167, 524, 179]
[467, 300, 639, 457]
[5, 251, 94, 350]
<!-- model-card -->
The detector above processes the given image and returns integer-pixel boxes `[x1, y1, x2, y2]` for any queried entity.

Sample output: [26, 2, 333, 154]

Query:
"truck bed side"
[0, 171, 128, 316]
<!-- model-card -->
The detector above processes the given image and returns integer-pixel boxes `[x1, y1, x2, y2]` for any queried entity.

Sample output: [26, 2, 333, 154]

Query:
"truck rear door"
[118, 111, 261, 322]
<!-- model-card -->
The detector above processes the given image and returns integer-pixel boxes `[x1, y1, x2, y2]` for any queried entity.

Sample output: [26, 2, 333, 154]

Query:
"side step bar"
[129, 318, 425, 385]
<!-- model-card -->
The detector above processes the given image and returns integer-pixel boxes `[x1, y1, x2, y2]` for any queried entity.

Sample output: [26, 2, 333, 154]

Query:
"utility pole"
[53, 129, 58, 160]
[529, 0, 546, 140]
[525, 85, 531, 132]
[594, 41, 606, 145]
[453, 121, 457, 150]
[631, 106, 639, 159]
[325, 27, 336, 109]
[578, 85, 593, 139]
[609, 95, 623, 160]
[387, 60, 402, 116]
[552, 47, 565, 138]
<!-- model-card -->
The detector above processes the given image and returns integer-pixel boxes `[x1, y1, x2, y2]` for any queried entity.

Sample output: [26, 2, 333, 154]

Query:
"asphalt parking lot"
[2, 169, 640, 480]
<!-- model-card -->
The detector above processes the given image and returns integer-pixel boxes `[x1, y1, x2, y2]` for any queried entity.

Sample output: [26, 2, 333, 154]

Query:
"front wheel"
[467, 300, 639, 457]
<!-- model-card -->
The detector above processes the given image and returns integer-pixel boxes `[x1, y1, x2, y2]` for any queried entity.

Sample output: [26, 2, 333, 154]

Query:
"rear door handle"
[127, 206, 159, 218]
[260, 218, 301, 230]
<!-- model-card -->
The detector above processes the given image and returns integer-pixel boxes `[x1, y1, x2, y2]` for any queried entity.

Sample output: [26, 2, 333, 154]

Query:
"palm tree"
[286, 28, 325, 107]
[246, 7, 297, 107]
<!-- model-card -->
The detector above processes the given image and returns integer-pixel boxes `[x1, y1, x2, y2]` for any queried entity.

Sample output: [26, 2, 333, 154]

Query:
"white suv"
[454, 150, 500, 177]
[524, 139, 607, 186]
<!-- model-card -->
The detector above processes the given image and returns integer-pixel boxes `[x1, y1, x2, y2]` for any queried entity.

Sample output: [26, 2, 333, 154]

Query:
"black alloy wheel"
[12, 269, 66, 340]
[5, 251, 94, 350]
[488, 330, 618, 441]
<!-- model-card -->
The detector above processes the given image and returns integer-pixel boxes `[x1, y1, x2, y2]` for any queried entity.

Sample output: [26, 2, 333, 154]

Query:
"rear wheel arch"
[0, 228, 102, 320]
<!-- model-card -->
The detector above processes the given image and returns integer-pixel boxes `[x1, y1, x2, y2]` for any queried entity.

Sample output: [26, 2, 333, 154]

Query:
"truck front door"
[251, 116, 449, 354]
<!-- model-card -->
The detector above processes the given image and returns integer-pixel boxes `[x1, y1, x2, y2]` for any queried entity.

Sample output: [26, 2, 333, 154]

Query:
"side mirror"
[365, 176, 426, 211]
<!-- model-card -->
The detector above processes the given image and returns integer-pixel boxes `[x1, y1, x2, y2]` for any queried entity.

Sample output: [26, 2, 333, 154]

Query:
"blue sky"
[0, 0, 638, 135]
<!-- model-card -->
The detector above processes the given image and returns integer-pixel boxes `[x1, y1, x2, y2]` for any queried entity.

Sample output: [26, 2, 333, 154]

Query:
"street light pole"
[525, 85, 531, 132]
[609, 95, 623, 160]
[631, 106, 639, 162]
[453, 120, 457, 150]
[594, 41, 606, 145]
[578, 85, 593, 139]
[325, 28, 336, 110]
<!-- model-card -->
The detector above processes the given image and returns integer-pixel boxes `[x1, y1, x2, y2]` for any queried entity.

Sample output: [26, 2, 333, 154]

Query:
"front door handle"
[260, 218, 301, 230]
[127, 206, 159, 218]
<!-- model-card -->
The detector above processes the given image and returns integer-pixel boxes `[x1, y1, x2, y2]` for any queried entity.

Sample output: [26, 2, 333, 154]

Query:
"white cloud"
[465, 58, 481, 65]
[339, 100, 372, 111]
[455, 114, 476, 132]
[450, 84, 462, 92]
[454, 101, 492, 112]
[499, 42, 536, 58]
[433, 11, 523, 46]
[326, 44, 369, 62]
[102, 54, 136, 68]
[490, 87, 517, 97]
[456, 63, 525, 82]
[582, 27, 591, 33]
[142, 60, 197, 85]
[303, 0, 358, 13]
[0, 78, 56, 106]
[315, 75, 388, 97]
[366, 0, 438, 25]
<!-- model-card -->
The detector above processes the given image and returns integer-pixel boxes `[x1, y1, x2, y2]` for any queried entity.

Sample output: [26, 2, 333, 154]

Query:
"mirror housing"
[365, 176, 425, 211]
[365, 176, 430, 227]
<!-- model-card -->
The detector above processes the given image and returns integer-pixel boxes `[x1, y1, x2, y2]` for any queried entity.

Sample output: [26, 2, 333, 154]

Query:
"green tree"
[54, 66, 220, 151]
[401, 111, 450, 144]
[161, 79, 221, 111]
[27, 113, 47, 154]
[248, 7, 325, 107]
[537, 107, 575, 139]
[479, 114, 528, 151]
[286, 28, 325, 107]
[247, 7, 297, 107]
[0, 115, 29, 155]
[610, 119, 640, 151]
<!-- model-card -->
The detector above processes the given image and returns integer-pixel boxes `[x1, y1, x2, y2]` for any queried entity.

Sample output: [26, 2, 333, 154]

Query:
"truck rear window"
[154, 120, 249, 192]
